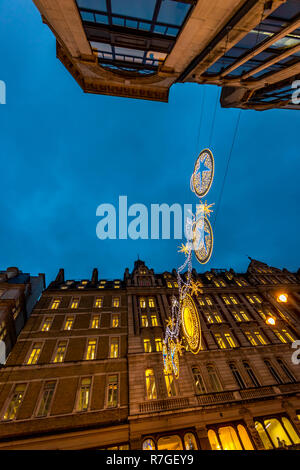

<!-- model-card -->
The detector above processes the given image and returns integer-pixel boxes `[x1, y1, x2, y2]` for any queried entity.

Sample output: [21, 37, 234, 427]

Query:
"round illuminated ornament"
[181, 294, 201, 354]
[192, 149, 214, 198]
[193, 216, 213, 264]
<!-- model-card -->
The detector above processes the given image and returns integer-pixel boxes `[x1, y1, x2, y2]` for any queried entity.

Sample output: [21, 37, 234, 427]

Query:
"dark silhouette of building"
[0, 259, 299, 449]
[32, 0, 300, 109]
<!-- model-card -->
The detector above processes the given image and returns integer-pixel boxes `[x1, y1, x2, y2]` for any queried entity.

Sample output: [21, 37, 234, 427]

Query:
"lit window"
[192, 367, 206, 394]
[218, 426, 242, 450]
[53, 341, 67, 363]
[151, 314, 158, 326]
[112, 313, 120, 328]
[143, 439, 156, 450]
[205, 311, 214, 323]
[213, 280, 220, 287]
[246, 295, 254, 304]
[235, 280, 242, 287]
[113, 297, 120, 308]
[95, 297, 103, 308]
[255, 422, 273, 449]
[245, 331, 258, 346]
[253, 295, 262, 303]
[51, 299, 60, 309]
[174, 282, 179, 288]
[27, 343, 42, 365]
[0, 321, 7, 341]
[107, 375, 118, 408]
[110, 337, 119, 358]
[85, 339, 97, 360]
[274, 329, 287, 343]
[77, 378, 91, 412]
[254, 331, 267, 345]
[232, 311, 241, 322]
[64, 316, 74, 330]
[282, 329, 296, 343]
[36, 381, 55, 417]
[263, 419, 292, 448]
[224, 333, 237, 348]
[148, 297, 155, 308]
[145, 369, 157, 400]
[167, 281, 172, 288]
[230, 296, 238, 305]
[205, 296, 213, 305]
[41, 317, 52, 332]
[81, 280, 88, 285]
[144, 339, 152, 353]
[198, 297, 205, 306]
[214, 313, 223, 323]
[220, 280, 226, 287]
[155, 338, 162, 351]
[141, 315, 148, 327]
[240, 311, 250, 321]
[214, 334, 227, 349]
[3, 384, 26, 420]
[71, 298, 79, 309]
[164, 371, 176, 397]
[140, 297, 146, 308]
[222, 296, 230, 305]
[91, 314, 100, 329]
[208, 430, 221, 450]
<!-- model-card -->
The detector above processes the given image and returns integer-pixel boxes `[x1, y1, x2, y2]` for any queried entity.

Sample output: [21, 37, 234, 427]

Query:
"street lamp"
[277, 293, 288, 303]
[266, 316, 276, 326]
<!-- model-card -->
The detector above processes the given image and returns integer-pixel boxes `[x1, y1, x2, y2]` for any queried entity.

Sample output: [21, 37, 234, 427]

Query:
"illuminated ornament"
[163, 148, 215, 379]
[266, 316, 276, 325]
[277, 293, 288, 303]
[191, 149, 214, 198]
[181, 295, 201, 354]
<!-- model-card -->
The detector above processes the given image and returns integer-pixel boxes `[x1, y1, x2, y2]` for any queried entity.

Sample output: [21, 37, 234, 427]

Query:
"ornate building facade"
[32, 0, 300, 109]
[0, 267, 45, 363]
[0, 258, 299, 450]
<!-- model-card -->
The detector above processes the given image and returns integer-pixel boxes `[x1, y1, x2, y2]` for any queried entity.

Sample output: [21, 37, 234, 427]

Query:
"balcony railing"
[139, 397, 189, 413]
[197, 391, 236, 405]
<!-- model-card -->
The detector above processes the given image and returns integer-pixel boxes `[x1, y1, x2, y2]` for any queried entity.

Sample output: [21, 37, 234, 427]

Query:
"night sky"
[1, 1, 300, 285]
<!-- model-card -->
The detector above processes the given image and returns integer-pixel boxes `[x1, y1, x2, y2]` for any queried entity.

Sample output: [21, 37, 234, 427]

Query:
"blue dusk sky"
[1, 1, 300, 285]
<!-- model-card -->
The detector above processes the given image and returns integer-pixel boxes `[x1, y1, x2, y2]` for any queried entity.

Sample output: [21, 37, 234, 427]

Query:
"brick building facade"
[0, 258, 299, 449]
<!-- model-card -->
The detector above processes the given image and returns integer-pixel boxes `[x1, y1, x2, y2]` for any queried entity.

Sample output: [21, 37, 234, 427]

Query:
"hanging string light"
[163, 149, 215, 379]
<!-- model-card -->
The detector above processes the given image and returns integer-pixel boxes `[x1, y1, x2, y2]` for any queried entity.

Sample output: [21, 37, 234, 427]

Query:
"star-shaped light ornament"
[189, 280, 203, 296]
[196, 201, 214, 218]
[178, 242, 190, 256]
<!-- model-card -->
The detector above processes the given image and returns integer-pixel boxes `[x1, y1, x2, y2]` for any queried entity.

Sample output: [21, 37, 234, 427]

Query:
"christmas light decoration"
[163, 149, 215, 378]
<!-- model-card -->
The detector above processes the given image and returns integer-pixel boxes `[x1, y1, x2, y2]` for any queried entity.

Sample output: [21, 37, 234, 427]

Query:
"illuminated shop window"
[143, 438, 156, 450]
[95, 297, 103, 308]
[112, 313, 120, 328]
[148, 297, 155, 308]
[207, 364, 222, 392]
[155, 338, 162, 352]
[77, 378, 91, 412]
[71, 298, 79, 309]
[141, 315, 148, 327]
[192, 367, 206, 394]
[91, 314, 100, 329]
[53, 341, 67, 363]
[36, 381, 56, 417]
[164, 371, 176, 397]
[263, 418, 292, 447]
[208, 430, 221, 450]
[237, 425, 254, 450]
[143, 339, 152, 353]
[85, 339, 97, 360]
[41, 317, 52, 332]
[113, 297, 120, 308]
[27, 343, 42, 365]
[184, 433, 198, 450]
[157, 435, 183, 450]
[151, 314, 158, 326]
[110, 337, 119, 358]
[281, 417, 300, 445]
[51, 299, 60, 309]
[64, 316, 74, 331]
[145, 369, 157, 400]
[140, 297, 146, 308]
[107, 375, 118, 408]
[255, 422, 273, 449]
[218, 426, 242, 450]
[3, 384, 26, 420]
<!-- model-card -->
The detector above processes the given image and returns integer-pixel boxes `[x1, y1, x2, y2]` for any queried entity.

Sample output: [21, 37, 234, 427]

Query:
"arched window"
[145, 369, 157, 400]
[157, 435, 183, 450]
[263, 418, 292, 447]
[276, 358, 296, 383]
[143, 438, 155, 450]
[264, 360, 283, 384]
[164, 371, 176, 397]
[218, 426, 242, 450]
[243, 362, 260, 387]
[192, 367, 206, 394]
[208, 430, 221, 450]
[229, 363, 246, 389]
[254, 421, 273, 449]
[207, 364, 222, 392]
[237, 425, 254, 450]
[184, 433, 198, 450]
[282, 417, 300, 444]
[140, 297, 146, 308]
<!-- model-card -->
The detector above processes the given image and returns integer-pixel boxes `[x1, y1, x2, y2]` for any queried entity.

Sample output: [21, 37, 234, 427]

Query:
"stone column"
[195, 425, 211, 450]
[239, 407, 265, 450]
[130, 435, 142, 450]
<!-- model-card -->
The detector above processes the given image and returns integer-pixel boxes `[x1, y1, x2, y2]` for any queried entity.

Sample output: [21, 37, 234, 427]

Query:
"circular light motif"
[181, 294, 201, 354]
[193, 216, 213, 264]
[192, 149, 214, 198]
[277, 294, 288, 303]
